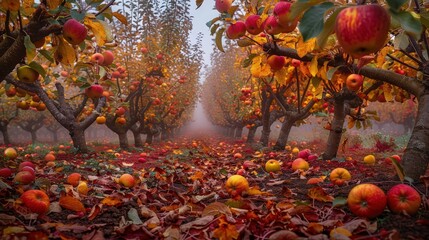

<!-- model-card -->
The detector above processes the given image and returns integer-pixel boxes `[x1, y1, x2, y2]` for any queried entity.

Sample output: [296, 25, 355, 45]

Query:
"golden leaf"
[212, 216, 240, 240]
[59, 196, 86, 212]
[307, 187, 334, 202]
[190, 171, 204, 181]
[274, 67, 288, 84]
[347, 118, 355, 129]
[383, 84, 394, 102]
[54, 37, 76, 66]
[247, 186, 272, 196]
[22, 0, 35, 15]
[308, 222, 324, 235]
[84, 18, 107, 46]
[309, 56, 318, 77]
[250, 55, 271, 78]
[296, 38, 316, 58]
[113, 12, 128, 25]
[47, 0, 61, 9]
[202, 202, 232, 217]
[101, 196, 122, 206]
[306, 177, 324, 185]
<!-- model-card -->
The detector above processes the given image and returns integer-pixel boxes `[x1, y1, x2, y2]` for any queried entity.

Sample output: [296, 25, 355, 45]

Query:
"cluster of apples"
[216, 1, 298, 40]
[239, 87, 253, 105]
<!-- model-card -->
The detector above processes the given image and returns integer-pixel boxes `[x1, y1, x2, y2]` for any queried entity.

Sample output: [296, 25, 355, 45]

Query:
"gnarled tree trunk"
[234, 126, 243, 138]
[274, 118, 295, 150]
[118, 132, 129, 149]
[322, 99, 345, 160]
[70, 128, 88, 152]
[246, 126, 258, 143]
[402, 93, 429, 180]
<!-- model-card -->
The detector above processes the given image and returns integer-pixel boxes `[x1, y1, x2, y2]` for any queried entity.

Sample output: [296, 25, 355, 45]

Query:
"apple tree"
[199, 0, 429, 181]
[1, 0, 127, 152]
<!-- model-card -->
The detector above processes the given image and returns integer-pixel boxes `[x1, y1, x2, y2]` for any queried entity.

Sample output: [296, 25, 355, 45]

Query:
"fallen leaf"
[212, 216, 240, 240]
[59, 196, 86, 213]
[202, 202, 232, 217]
[308, 187, 334, 202]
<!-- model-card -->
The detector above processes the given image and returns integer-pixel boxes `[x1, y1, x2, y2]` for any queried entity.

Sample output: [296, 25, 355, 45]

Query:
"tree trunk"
[146, 133, 153, 144]
[118, 132, 129, 149]
[274, 119, 294, 150]
[402, 93, 429, 181]
[246, 126, 257, 143]
[322, 99, 346, 160]
[30, 131, 38, 144]
[234, 126, 243, 138]
[70, 128, 89, 153]
[132, 129, 143, 148]
[0, 127, 11, 145]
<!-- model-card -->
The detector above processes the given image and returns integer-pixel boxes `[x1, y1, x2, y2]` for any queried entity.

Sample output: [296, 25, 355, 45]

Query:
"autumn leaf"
[309, 55, 318, 77]
[212, 216, 240, 240]
[202, 202, 232, 217]
[190, 171, 204, 181]
[54, 37, 76, 66]
[296, 38, 316, 58]
[308, 187, 334, 202]
[247, 186, 272, 196]
[59, 196, 86, 213]
[306, 177, 325, 185]
[113, 12, 128, 25]
[101, 196, 122, 206]
[84, 17, 107, 46]
[24, 35, 36, 62]
[46, 0, 61, 9]
[250, 55, 271, 78]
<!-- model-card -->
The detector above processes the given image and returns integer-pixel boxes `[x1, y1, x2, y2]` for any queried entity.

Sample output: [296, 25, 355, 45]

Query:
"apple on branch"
[17, 65, 39, 83]
[215, 0, 233, 13]
[335, 4, 390, 58]
[226, 21, 246, 39]
[63, 19, 87, 45]
[345, 74, 364, 92]
[245, 14, 264, 35]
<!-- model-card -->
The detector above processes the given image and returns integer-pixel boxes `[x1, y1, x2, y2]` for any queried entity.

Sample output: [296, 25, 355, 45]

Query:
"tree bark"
[234, 126, 243, 138]
[0, 127, 11, 145]
[402, 93, 429, 180]
[246, 126, 257, 143]
[30, 131, 38, 144]
[146, 133, 153, 144]
[274, 119, 295, 150]
[70, 128, 88, 153]
[322, 99, 346, 160]
[132, 128, 143, 148]
[118, 132, 129, 149]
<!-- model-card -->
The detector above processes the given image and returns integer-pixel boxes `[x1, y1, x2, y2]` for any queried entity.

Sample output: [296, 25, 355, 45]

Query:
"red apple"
[347, 183, 387, 218]
[21, 166, 35, 175]
[6, 87, 16, 97]
[264, 15, 284, 35]
[17, 65, 39, 83]
[14, 170, 35, 185]
[90, 53, 105, 65]
[118, 173, 135, 188]
[141, 47, 148, 54]
[291, 158, 309, 171]
[273, 1, 298, 33]
[308, 154, 318, 161]
[291, 59, 301, 67]
[0, 168, 13, 178]
[335, 4, 390, 58]
[215, 0, 232, 13]
[245, 14, 264, 35]
[63, 19, 87, 45]
[85, 84, 103, 98]
[233, 152, 243, 159]
[267, 55, 286, 72]
[387, 184, 421, 215]
[236, 168, 246, 176]
[297, 149, 311, 160]
[156, 53, 164, 61]
[345, 74, 364, 92]
[115, 107, 126, 116]
[384, 155, 401, 165]
[102, 50, 114, 66]
[19, 161, 35, 171]
[226, 21, 246, 39]
[21, 190, 50, 214]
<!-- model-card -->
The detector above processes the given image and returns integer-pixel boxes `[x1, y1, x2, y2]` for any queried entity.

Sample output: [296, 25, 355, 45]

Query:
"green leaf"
[389, 10, 423, 40]
[38, 49, 54, 63]
[420, 12, 429, 29]
[237, 38, 255, 47]
[70, 9, 86, 21]
[316, 7, 344, 48]
[24, 35, 36, 62]
[393, 31, 409, 50]
[326, 66, 341, 80]
[215, 28, 225, 53]
[196, 0, 204, 9]
[44, 76, 52, 85]
[290, 0, 325, 20]
[332, 197, 347, 208]
[28, 61, 46, 77]
[311, 77, 321, 88]
[206, 17, 221, 28]
[299, 2, 334, 42]
[386, 0, 407, 12]
[128, 208, 143, 224]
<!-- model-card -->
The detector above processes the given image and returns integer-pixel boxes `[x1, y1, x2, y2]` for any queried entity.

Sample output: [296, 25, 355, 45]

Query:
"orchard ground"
[0, 131, 428, 239]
